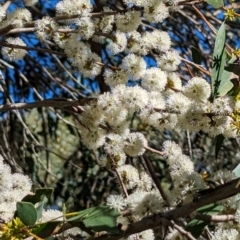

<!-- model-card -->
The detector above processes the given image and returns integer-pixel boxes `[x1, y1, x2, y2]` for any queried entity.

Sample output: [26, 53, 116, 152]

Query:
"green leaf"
[186, 204, 222, 238]
[215, 134, 225, 160]
[16, 202, 38, 226]
[35, 200, 45, 223]
[205, 0, 223, 8]
[32, 222, 60, 238]
[233, 164, 240, 177]
[68, 206, 121, 233]
[191, 46, 202, 65]
[185, 219, 206, 238]
[197, 203, 223, 214]
[21, 188, 53, 204]
[211, 23, 226, 98]
[217, 56, 236, 97]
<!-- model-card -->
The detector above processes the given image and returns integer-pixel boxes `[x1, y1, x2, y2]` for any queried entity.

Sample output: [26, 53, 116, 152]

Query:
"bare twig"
[114, 169, 129, 198]
[0, 98, 92, 112]
[145, 146, 164, 156]
[141, 155, 169, 204]
[195, 213, 236, 223]
[169, 220, 197, 240]
[0, 41, 66, 56]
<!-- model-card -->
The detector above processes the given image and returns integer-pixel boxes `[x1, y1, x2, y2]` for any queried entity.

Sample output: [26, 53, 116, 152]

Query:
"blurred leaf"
[32, 222, 60, 238]
[227, 78, 240, 98]
[16, 202, 38, 226]
[215, 134, 225, 159]
[67, 206, 121, 233]
[21, 188, 53, 204]
[211, 23, 226, 98]
[217, 56, 236, 96]
[205, 0, 223, 8]
[191, 46, 202, 65]
[197, 203, 223, 213]
[186, 204, 222, 238]
[185, 219, 206, 238]
[233, 164, 240, 177]
[67, 124, 75, 135]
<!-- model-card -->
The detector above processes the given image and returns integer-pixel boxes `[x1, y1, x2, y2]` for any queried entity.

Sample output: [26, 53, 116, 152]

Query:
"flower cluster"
[0, 155, 32, 222]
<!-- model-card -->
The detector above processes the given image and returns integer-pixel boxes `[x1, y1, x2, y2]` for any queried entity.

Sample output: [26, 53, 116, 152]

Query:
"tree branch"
[94, 177, 240, 240]
[0, 98, 94, 112]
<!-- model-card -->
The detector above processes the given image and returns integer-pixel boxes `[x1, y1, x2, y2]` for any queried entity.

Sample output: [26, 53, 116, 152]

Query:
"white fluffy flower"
[178, 104, 210, 132]
[120, 54, 146, 80]
[147, 91, 166, 109]
[221, 116, 238, 138]
[76, 17, 95, 39]
[162, 140, 182, 159]
[97, 91, 120, 113]
[144, 1, 169, 23]
[126, 31, 149, 55]
[142, 67, 167, 92]
[11, 173, 32, 195]
[144, 29, 171, 52]
[2, 37, 27, 61]
[0, 202, 16, 222]
[56, 0, 92, 17]
[170, 154, 194, 177]
[35, 17, 58, 40]
[138, 172, 153, 191]
[167, 92, 192, 113]
[7, 8, 32, 27]
[106, 31, 127, 55]
[148, 111, 178, 131]
[41, 209, 63, 222]
[116, 11, 141, 32]
[80, 128, 106, 150]
[104, 133, 125, 156]
[156, 50, 181, 72]
[182, 77, 211, 102]
[53, 26, 74, 49]
[210, 96, 234, 114]
[97, 7, 114, 33]
[107, 194, 126, 211]
[75, 52, 102, 78]
[166, 72, 182, 91]
[124, 132, 148, 156]
[65, 39, 89, 60]
[211, 228, 240, 240]
[123, 0, 154, 7]
[103, 69, 129, 87]
[117, 165, 140, 190]
[138, 229, 155, 240]
[123, 86, 149, 112]
[126, 190, 164, 217]
[157, 50, 181, 72]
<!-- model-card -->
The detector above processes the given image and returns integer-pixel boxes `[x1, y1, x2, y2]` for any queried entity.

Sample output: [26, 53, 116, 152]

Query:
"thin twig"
[0, 41, 66, 56]
[195, 213, 236, 223]
[169, 220, 197, 240]
[0, 98, 92, 112]
[145, 146, 164, 156]
[186, 131, 193, 160]
[141, 155, 169, 204]
[114, 169, 128, 198]
[181, 58, 211, 76]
